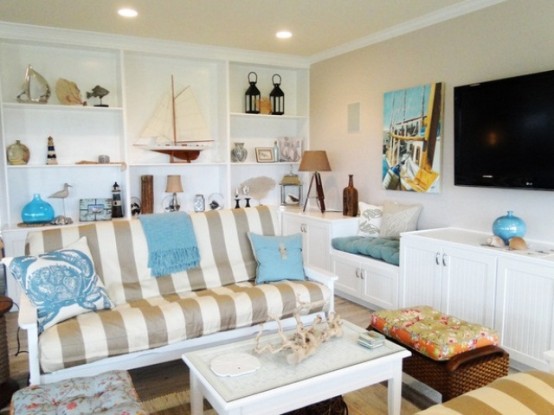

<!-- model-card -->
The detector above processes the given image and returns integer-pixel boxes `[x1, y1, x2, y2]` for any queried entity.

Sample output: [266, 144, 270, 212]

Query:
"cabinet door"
[332, 254, 361, 298]
[359, 260, 398, 309]
[441, 246, 497, 327]
[496, 258, 554, 370]
[282, 214, 308, 263]
[399, 237, 442, 308]
[304, 220, 332, 271]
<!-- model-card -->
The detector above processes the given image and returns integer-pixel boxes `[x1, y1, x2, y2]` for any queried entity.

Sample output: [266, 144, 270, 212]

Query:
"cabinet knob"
[435, 252, 441, 265]
[300, 224, 307, 233]
[442, 253, 448, 267]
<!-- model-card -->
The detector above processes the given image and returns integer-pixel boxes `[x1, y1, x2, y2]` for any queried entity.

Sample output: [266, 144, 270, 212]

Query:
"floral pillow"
[9, 237, 113, 333]
[357, 202, 383, 237]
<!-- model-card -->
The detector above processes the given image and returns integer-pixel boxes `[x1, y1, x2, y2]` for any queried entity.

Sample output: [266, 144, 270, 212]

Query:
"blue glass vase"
[21, 194, 55, 224]
[492, 211, 526, 244]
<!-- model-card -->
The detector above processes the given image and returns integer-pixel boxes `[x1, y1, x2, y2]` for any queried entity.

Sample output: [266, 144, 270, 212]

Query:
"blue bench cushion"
[331, 236, 400, 266]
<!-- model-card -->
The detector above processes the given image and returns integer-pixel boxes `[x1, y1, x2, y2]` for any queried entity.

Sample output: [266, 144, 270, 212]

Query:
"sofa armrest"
[13, 276, 42, 385]
[304, 266, 338, 313]
[544, 350, 554, 373]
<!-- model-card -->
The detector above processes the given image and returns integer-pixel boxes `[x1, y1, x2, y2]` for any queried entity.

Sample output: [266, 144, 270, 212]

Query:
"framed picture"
[255, 147, 274, 163]
[277, 137, 303, 162]
[79, 198, 113, 221]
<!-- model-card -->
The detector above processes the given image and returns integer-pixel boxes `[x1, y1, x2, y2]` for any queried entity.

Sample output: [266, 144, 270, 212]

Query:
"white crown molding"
[308, 0, 507, 64]
[0, 21, 311, 69]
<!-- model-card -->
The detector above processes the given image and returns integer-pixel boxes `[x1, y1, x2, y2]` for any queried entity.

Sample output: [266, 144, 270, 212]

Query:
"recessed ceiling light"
[118, 8, 138, 18]
[276, 31, 292, 39]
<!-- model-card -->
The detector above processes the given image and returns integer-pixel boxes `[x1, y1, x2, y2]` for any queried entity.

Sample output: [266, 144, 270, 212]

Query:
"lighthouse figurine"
[111, 182, 123, 218]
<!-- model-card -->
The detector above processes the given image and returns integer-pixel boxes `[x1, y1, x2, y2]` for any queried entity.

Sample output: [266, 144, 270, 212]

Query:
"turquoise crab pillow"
[9, 237, 113, 333]
[248, 233, 305, 283]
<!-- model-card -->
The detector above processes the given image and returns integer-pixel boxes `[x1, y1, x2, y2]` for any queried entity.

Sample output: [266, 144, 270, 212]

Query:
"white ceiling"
[0, 0, 504, 59]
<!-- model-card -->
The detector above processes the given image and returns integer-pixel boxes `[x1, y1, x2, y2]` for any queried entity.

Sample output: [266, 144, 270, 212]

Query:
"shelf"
[7, 163, 127, 169]
[230, 112, 307, 120]
[2, 102, 123, 112]
[231, 162, 299, 166]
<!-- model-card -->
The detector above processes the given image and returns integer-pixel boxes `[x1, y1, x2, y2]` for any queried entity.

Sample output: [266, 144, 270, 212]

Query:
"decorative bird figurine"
[49, 183, 73, 225]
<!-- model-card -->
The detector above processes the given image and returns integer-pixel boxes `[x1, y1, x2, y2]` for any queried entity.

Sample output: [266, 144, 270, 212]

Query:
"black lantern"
[245, 72, 260, 114]
[270, 74, 285, 115]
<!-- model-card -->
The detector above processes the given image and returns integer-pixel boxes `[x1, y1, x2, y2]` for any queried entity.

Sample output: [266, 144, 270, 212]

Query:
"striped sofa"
[8, 206, 335, 385]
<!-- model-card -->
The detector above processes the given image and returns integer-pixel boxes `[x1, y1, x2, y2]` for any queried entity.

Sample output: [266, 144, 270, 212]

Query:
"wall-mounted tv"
[454, 69, 554, 190]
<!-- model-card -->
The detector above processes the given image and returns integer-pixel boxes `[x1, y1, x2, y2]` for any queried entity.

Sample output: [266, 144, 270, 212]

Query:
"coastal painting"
[382, 83, 443, 193]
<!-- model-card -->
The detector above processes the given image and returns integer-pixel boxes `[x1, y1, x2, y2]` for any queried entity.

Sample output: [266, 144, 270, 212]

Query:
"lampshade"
[165, 175, 183, 193]
[298, 151, 331, 172]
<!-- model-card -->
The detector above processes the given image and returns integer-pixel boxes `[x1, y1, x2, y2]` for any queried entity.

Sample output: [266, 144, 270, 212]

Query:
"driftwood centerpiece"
[254, 300, 343, 365]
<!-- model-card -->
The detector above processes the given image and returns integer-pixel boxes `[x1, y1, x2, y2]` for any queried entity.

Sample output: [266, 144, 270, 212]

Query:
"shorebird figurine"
[49, 183, 73, 225]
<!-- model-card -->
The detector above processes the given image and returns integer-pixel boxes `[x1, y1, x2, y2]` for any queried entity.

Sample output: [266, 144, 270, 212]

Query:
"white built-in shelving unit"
[0, 23, 310, 256]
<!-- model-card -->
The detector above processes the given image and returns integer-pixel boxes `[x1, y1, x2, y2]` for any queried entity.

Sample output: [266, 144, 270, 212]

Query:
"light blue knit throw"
[139, 212, 200, 277]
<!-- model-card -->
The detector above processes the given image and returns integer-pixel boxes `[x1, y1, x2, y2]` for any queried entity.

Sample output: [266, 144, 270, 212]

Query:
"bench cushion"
[10, 370, 145, 415]
[370, 306, 499, 361]
[38, 280, 330, 372]
[331, 236, 400, 266]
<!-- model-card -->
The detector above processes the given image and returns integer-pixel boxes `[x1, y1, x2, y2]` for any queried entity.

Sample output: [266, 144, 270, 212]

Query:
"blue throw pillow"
[248, 233, 305, 283]
[9, 237, 113, 333]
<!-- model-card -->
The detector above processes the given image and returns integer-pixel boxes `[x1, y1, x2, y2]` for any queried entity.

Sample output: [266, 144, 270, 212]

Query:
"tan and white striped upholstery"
[416, 370, 554, 414]
[24, 206, 331, 372]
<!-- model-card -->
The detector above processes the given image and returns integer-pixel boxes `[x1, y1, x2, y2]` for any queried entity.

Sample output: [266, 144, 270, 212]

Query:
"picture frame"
[79, 198, 113, 221]
[277, 137, 303, 162]
[255, 147, 274, 163]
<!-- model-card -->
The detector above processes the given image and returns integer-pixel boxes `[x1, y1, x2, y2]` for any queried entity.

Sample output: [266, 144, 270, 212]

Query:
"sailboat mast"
[171, 75, 177, 163]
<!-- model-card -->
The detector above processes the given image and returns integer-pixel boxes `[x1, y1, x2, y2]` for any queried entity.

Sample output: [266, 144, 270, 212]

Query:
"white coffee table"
[182, 320, 410, 415]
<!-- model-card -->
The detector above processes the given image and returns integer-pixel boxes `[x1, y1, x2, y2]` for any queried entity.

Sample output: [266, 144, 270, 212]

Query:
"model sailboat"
[136, 76, 213, 163]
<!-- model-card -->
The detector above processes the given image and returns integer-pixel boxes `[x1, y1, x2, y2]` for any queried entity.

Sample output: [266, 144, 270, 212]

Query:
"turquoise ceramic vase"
[492, 210, 526, 244]
[21, 194, 55, 224]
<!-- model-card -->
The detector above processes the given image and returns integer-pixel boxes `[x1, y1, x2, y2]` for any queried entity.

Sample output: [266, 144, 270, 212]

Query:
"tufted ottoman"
[10, 370, 147, 414]
[369, 306, 509, 401]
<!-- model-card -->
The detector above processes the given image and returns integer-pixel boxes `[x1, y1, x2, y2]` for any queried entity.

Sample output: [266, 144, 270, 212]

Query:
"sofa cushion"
[25, 206, 281, 305]
[248, 233, 304, 283]
[331, 236, 400, 266]
[9, 237, 113, 333]
[37, 280, 330, 373]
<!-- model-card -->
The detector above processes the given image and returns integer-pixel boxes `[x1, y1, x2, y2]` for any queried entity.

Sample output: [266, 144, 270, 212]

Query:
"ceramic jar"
[6, 140, 30, 165]
[231, 142, 248, 162]
[492, 210, 526, 244]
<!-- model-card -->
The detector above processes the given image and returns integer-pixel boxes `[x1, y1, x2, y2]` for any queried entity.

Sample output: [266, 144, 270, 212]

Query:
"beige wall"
[310, 0, 554, 241]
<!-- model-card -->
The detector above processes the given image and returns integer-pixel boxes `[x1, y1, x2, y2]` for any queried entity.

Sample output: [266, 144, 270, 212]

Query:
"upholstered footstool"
[10, 370, 147, 415]
[369, 306, 509, 402]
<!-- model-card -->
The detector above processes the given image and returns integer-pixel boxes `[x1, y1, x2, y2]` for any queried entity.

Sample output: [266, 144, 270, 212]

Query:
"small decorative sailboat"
[135, 76, 213, 163]
[17, 65, 51, 104]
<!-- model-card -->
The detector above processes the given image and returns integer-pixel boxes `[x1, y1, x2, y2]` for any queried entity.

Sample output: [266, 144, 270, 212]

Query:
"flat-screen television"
[454, 69, 554, 190]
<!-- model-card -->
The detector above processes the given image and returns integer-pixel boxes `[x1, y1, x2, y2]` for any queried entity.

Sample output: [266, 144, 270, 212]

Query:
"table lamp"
[298, 150, 331, 213]
[165, 175, 183, 212]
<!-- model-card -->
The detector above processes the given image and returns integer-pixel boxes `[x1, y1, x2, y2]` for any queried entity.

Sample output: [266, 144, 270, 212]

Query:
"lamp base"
[303, 172, 326, 213]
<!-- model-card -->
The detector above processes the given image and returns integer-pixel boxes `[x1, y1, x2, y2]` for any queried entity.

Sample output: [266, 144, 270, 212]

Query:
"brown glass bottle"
[343, 174, 358, 216]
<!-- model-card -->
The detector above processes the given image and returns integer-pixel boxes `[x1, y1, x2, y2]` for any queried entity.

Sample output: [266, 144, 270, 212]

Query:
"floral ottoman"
[10, 371, 146, 415]
[369, 306, 509, 402]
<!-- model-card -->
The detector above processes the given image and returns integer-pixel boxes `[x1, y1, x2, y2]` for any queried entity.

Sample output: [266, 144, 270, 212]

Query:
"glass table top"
[183, 320, 406, 402]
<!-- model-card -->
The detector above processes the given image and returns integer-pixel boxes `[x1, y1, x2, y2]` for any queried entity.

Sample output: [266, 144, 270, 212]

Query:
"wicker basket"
[369, 325, 509, 402]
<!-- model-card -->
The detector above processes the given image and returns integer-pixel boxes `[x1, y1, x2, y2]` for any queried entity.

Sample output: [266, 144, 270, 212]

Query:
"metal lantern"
[245, 72, 260, 114]
[280, 172, 302, 206]
[270, 74, 285, 115]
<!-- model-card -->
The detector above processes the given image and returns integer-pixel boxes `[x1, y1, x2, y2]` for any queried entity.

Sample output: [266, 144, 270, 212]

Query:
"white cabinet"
[281, 210, 357, 272]
[332, 249, 398, 310]
[400, 230, 497, 327]
[401, 227, 554, 371]
[495, 257, 554, 371]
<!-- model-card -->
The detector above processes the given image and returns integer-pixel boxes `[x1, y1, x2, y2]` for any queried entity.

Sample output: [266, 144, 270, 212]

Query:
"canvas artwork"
[382, 83, 443, 193]
[277, 137, 303, 162]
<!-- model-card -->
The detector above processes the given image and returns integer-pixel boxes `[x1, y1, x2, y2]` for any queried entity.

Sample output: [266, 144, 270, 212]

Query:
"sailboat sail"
[140, 85, 212, 147]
